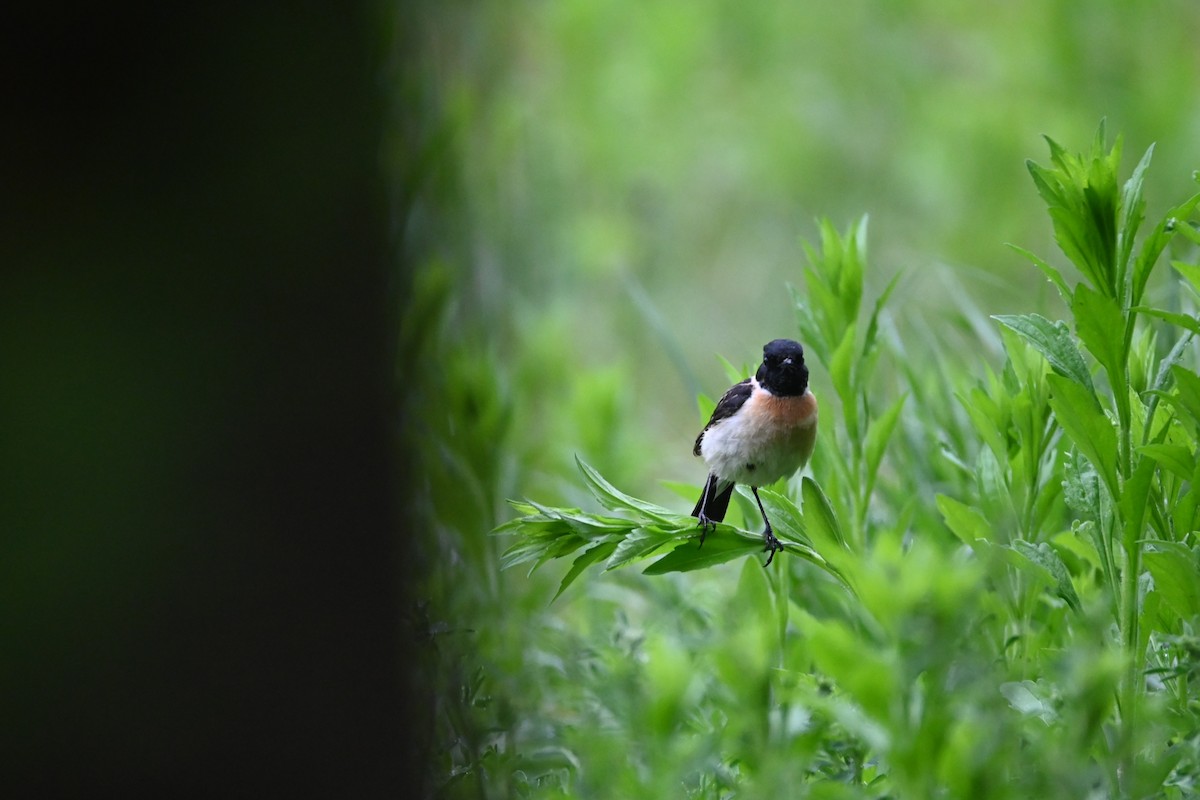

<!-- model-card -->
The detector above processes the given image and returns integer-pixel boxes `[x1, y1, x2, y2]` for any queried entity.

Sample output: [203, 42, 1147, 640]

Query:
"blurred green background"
[406, 0, 1200, 499]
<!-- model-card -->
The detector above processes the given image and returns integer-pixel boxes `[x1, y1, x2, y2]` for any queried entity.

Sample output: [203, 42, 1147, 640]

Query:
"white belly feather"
[699, 388, 816, 487]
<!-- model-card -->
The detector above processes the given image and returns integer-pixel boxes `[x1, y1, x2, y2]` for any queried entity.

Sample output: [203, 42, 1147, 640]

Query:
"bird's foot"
[762, 526, 784, 567]
[696, 513, 716, 548]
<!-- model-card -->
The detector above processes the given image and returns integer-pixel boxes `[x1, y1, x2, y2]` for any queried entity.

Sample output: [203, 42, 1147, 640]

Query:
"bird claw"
[762, 527, 784, 567]
[696, 514, 716, 548]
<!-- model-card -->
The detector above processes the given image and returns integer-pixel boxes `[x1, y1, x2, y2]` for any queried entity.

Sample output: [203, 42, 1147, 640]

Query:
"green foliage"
[482, 128, 1200, 798]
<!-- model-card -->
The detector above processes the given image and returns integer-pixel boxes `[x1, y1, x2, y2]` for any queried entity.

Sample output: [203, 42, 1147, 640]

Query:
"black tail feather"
[692, 474, 734, 523]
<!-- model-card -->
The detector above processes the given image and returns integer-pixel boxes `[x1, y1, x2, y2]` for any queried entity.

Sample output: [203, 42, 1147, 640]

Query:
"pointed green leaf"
[1046, 373, 1119, 500]
[992, 313, 1094, 392]
[553, 541, 618, 601]
[866, 393, 907, 487]
[717, 353, 747, 386]
[1119, 144, 1154, 281]
[1133, 190, 1200, 304]
[643, 534, 762, 574]
[1136, 306, 1200, 338]
[575, 455, 675, 523]
[1072, 283, 1125, 388]
[1006, 244, 1072, 304]
[1137, 443, 1194, 481]
[605, 528, 679, 571]
[802, 477, 846, 551]
[756, 487, 852, 586]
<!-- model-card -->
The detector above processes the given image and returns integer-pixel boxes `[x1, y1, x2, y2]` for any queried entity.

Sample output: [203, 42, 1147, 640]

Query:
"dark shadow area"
[0, 4, 413, 794]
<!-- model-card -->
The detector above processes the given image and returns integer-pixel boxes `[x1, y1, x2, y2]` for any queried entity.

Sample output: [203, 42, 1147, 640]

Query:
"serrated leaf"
[643, 534, 762, 574]
[1046, 373, 1119, 500]
[992, 313, 1094, 392]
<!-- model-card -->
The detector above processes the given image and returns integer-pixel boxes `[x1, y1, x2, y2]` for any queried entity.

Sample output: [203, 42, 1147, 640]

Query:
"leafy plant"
[494, 126, 1200, 798]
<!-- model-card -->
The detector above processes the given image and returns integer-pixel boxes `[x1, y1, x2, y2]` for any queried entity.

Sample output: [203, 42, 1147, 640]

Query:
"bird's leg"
[696, 480, 716, 548]
[751, 486, 784, 567]
[697, 512, 715, 548]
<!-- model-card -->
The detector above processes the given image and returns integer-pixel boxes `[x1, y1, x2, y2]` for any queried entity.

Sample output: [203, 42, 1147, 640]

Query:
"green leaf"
[1136, 443, 1194, 481]
[643, 533, 762, 574]
[1170, 260, 1200, 296]
[1119, 454, 1157, 559]
[1072, 284, 1125, 389]
[575, 455, 676, 523]
[1000, 680, 1059, 724]
[830, 323, 860, 440]
[1171, 366, 1200, 422]
[802, 477, 846, 551]
[1053, 525, 1102, 571]
[1135, 307, 1200, 338]
[553, 541, 618, 601]
[1144, 543, 1200, 619]
[1133, 189, 1200, 304]
[756, 487, 852, 587]
[1119, 143, 1154, 288]
[863, 270, 903, 359]
[865, 393, 907, 487]
[717, 353, 746, 386]
[1006, 244, 1072, 304]
[957, 386, 1008, 464]
[936, 494, 991, 545]
[992, 313, 1094, 392]
[1046, 373, 1119, 500]
[1011, 540, 1081, 611]
[605, 528, 679, 571]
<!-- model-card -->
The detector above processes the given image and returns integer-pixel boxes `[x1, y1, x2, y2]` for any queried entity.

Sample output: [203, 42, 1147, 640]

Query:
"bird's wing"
[693, 378, 753, 456]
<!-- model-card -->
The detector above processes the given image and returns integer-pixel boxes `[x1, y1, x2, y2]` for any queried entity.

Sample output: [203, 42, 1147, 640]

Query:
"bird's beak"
[782, 357, 794, 366]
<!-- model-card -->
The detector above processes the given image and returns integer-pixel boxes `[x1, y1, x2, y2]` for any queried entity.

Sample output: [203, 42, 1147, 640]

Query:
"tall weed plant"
[493, 126, 1200, 798]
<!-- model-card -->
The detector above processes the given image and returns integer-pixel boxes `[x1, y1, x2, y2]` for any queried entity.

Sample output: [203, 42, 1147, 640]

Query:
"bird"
[691, 339, 817, 567]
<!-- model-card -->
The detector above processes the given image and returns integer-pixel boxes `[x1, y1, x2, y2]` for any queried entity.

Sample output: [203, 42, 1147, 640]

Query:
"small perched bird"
[691, 339, 818, 566]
